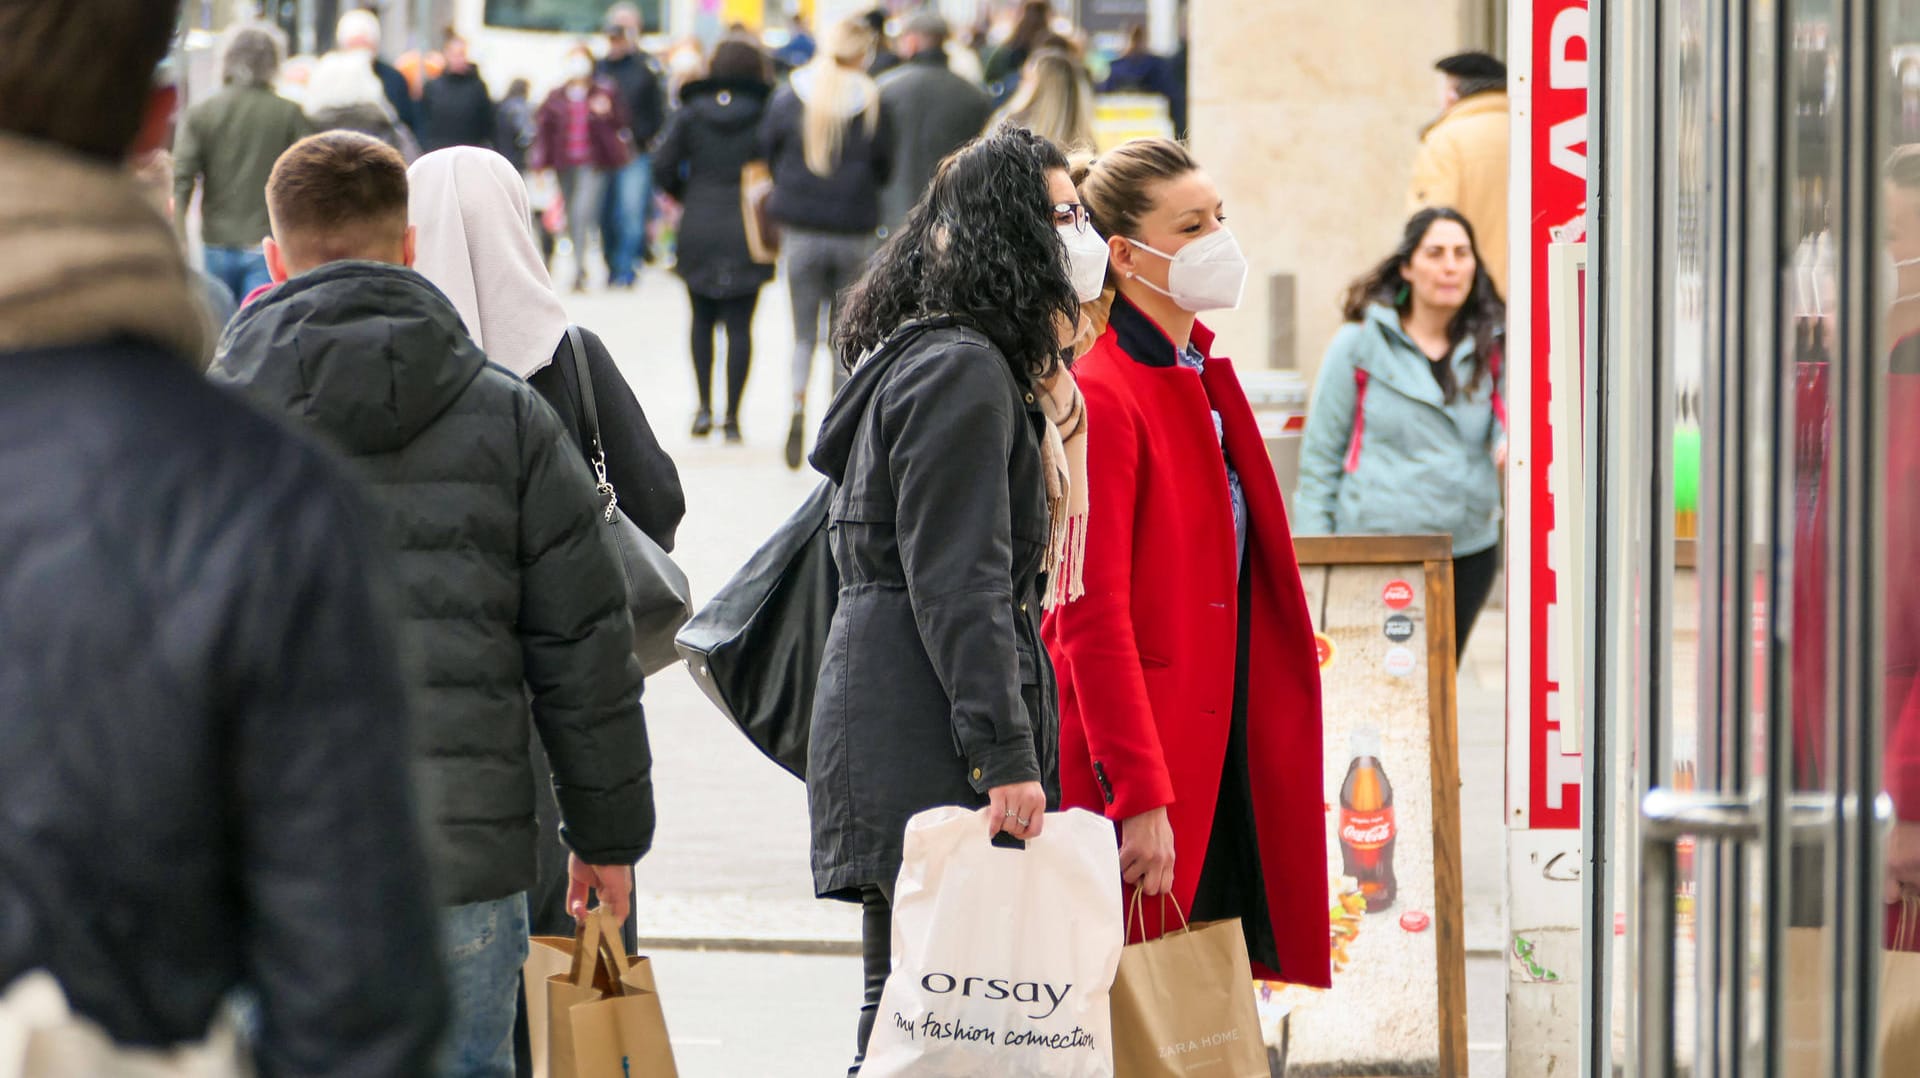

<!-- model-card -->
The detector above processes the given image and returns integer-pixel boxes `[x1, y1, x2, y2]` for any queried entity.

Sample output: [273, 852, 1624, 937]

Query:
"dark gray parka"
[212, 261, 654, 905]
[806, 319, 1060, 900]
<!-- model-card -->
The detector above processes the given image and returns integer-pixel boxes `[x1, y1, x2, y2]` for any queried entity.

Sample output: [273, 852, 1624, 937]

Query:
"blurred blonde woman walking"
[759, 15, 893, 468]
[994, 48, 1096, 153]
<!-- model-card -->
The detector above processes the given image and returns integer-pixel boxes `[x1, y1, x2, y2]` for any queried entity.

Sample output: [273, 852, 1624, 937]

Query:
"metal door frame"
[1583, 0, 1889, 1074]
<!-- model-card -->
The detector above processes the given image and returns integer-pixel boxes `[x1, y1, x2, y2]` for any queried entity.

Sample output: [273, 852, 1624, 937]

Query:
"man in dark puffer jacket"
[212, 132, 655, 1076]
[0, 2, 445, 1074]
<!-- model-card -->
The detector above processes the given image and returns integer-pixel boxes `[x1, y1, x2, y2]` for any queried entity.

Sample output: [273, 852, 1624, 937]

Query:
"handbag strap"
[565, 325, 619, 524]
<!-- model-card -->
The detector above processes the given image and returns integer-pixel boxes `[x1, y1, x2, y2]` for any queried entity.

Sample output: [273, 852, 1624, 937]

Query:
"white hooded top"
[406, 147, 570, 379]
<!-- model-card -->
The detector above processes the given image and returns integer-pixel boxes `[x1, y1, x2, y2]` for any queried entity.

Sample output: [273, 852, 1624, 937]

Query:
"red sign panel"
[1525, 0, 1589, 829]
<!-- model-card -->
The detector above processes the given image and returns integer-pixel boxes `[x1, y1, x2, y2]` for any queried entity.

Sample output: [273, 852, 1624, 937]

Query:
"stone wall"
[1189, 0, 1486, 383]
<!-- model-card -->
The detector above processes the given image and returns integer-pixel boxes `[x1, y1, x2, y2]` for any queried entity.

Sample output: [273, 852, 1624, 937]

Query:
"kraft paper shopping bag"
[1881, 900, 1920, 1078]
[541, 909, 677, 1078]
[1109, 893, 1267, 1078]
[860, 806, 1124, 1078]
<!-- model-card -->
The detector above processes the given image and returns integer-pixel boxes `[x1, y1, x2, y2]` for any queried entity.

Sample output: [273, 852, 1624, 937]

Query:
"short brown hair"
[267, 132, 410, 265]
[0, 0, 180, 159]
[1072, 137, 1199, 241]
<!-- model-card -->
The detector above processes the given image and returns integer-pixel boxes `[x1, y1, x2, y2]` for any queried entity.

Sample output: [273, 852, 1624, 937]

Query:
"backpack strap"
[1344, 367, 1370, 474]
[1488, 343, 1508, 430]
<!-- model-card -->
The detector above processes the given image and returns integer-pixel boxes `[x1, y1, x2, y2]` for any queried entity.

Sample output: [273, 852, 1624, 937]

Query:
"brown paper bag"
[524, 935, 577, 1078]
[1109, 893, 1267, 1078]
[539, 910, 677, 1078]
[1881, 900, 1920, 1078]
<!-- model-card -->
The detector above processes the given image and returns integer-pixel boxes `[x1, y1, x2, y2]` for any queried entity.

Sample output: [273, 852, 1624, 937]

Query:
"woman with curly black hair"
[805, 124, 1106, 1075]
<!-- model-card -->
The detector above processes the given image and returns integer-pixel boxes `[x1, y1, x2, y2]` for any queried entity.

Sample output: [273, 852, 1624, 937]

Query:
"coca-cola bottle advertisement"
[1338, 728, 1397, 913]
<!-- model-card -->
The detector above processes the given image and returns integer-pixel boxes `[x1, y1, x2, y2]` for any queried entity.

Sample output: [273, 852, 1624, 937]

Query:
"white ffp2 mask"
[1125, 228, 1249, 312]
[1059, 223, 1111, 303]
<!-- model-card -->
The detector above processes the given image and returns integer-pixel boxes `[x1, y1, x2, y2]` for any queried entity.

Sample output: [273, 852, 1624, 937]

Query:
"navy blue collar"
[1108, 294, 1181, 369]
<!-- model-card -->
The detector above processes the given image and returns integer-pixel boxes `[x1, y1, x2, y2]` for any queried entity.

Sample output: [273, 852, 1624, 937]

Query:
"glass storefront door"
[1586, 0, 1906, 1073]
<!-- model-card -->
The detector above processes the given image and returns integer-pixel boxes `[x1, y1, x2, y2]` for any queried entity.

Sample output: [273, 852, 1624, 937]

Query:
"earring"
[1395, 283, 1410, 306]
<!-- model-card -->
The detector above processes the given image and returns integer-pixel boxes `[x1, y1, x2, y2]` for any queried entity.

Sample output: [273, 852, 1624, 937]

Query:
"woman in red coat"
[1043, 138, 1330, 987]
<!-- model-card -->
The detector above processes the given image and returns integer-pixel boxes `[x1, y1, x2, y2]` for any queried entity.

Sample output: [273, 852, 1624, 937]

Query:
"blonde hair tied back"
[801, 18, 881, 178]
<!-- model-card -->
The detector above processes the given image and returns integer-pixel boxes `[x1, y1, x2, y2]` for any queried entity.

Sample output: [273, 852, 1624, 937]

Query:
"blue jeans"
[598, 153, 653, 284]
[203, 245, 271, 306]
[436, 893, 529, 1078]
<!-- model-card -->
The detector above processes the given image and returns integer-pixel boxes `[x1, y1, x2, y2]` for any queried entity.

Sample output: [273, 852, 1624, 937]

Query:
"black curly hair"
[834, 125, 1076, 382]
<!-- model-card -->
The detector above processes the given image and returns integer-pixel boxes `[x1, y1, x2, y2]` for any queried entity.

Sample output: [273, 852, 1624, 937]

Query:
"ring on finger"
[1017, 817, 1032, 828]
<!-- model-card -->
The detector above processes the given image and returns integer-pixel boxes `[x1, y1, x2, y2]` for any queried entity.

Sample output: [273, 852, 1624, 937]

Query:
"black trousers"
[1452, 545, 1501, 659]
[689, 289, 759, 418]
[850, 884, 893, 1077]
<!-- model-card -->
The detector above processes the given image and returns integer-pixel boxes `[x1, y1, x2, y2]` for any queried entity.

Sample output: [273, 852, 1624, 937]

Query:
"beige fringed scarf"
[0, 133, 210, 366]
[1038, 368, 1088, 608]
[1037, 295, 1111, 609]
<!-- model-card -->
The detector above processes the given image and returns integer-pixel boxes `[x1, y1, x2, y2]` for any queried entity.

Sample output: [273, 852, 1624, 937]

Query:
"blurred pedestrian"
[131, 148, 237, 330]
[760, 15, 892, 469]
[774, 12, 817, 72]
[420, 30, 496, 153]
[532, 43, 635, 292]
[1296, 206, 1507, 653]
[876, 11, 994, 234]
[337, 7, 421, 141]
[1100, 23, 1183, 137]
[982, 0, 1053, 92]
[495, 77, 536, 170]
[306, 47, 420, 159]
[0, 3, 445, 1072]
[808, 125, 1083, 1076]
[864, 8, 901, 76]
[1048, 138, 1331, 989]
[1410, 51, 1510, 296]
[212, 132, 656, 1078]
[599, 3, 668, 286]
[655, 38, 778, 442]
[172, 23, 310, 304]
[993, 47, 1097, 154]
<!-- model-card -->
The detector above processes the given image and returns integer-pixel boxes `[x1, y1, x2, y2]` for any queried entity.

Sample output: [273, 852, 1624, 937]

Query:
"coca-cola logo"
[1340, 810, 1395, 849]
[1383, 580, 1415, 609]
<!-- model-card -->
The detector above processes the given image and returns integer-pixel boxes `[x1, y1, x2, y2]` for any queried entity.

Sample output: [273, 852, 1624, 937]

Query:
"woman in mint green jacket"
[1296, 207, 1507, 653]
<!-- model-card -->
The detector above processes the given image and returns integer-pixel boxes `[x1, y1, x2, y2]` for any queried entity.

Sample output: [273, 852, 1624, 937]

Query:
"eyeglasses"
[1052, 202, 1091, 232]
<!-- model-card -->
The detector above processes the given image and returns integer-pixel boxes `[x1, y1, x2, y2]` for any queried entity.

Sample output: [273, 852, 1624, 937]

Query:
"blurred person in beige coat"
[1409, 51, 1510, 297]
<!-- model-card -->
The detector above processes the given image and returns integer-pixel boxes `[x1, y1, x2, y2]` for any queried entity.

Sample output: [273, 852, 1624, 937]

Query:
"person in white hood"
[757, 16, 895, 468]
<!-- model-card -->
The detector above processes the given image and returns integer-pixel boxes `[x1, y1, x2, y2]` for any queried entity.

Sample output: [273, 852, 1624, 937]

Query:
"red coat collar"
[1108, 293, 1218, 368]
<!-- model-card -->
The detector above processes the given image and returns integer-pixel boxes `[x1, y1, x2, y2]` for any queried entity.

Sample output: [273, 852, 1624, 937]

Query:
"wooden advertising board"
[1272, 535, 1466, 1077]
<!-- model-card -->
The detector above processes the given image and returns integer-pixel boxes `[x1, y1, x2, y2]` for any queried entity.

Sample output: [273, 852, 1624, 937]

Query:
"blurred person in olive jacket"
[173, 22, 311, 304]
[0, 2, 445, 1073]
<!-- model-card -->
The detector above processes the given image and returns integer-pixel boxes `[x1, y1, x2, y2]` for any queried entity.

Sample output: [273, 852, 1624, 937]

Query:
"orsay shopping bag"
[540, 909, 677, 1078]
[1108, 892, 1267, 1078]
[0, 972, 246, 1078]
[675, 481, 836, 780]
[862, 806, 1124, 1078]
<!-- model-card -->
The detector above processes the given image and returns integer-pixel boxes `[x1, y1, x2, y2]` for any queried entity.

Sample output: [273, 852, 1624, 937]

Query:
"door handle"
[1637, 790, 1762, 1077]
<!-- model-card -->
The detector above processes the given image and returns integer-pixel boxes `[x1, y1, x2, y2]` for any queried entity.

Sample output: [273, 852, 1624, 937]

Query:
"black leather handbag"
[674, 481, 835, 780]
[566, 326, 692, 676]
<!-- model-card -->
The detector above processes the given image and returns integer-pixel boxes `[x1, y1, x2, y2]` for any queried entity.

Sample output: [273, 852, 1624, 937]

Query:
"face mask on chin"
[1123, 227, 1249, 313]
